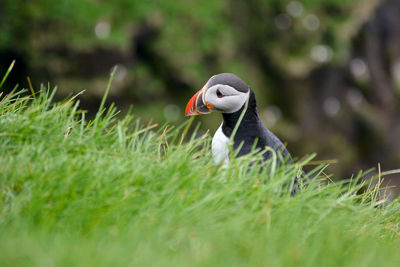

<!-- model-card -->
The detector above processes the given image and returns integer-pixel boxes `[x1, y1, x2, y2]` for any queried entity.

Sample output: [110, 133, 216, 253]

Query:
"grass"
[1, 68, 400, 266]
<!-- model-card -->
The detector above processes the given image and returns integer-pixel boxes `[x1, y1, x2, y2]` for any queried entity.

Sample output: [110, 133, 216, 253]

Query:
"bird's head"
[185, 73, 251, 116]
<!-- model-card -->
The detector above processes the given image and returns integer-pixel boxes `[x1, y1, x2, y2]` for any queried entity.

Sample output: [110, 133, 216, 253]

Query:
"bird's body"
[185, 73, 297, 194]
[185, 73, 291, 164]
[212, 89, 291, 164]
[185, 73, 298, 195]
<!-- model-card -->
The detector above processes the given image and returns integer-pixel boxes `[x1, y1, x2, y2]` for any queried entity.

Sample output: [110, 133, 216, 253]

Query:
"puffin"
[185, 73, 298, 194]
[185, 73, 292, 165]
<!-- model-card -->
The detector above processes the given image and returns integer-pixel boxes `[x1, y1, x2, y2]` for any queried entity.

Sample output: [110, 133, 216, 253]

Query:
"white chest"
[212, 124, 230, 164]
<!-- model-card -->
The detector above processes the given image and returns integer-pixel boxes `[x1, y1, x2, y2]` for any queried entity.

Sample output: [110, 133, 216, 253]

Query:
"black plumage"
[221, 90, 292, 163]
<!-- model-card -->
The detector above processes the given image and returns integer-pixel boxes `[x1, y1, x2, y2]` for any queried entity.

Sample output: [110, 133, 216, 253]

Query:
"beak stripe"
[206, 103, 214, 109]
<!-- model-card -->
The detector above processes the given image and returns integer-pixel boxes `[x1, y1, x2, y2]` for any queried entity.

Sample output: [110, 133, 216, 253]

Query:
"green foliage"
[1, 71, 400, 266]
[1, 0, 374, 63]
[0, 0, 378, 128]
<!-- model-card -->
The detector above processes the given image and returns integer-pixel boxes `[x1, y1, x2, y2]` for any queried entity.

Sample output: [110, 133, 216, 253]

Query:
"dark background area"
[1, 0, 399, 182]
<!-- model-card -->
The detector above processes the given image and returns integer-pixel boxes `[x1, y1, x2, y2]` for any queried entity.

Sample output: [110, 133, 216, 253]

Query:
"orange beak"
[185, 87, 214, 116]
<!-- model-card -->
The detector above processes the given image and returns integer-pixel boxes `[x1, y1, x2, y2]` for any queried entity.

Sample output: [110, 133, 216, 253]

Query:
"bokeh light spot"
[311, 45, 333, 63]
[274, 14, 292, 30]
[350, 58, 368, 77]
[262, 106, 282, 126]
[392, 61, 400, 82]
[346, 88, 364, 109]
[323, 97, 341, 116]
[95, 21, 111, 39]
[164, 104, 180, 122]
[303, 14, 320, 31]
[287, 1, 304, 17]
[111, 64, 128, 82]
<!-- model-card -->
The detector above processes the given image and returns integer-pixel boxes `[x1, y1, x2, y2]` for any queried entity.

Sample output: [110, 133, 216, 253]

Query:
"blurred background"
[1, 0, 400, 181]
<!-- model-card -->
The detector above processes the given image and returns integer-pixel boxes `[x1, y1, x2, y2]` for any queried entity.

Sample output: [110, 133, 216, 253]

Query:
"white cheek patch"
[205, 85, 249, 113]
[220, 92, 249, 113]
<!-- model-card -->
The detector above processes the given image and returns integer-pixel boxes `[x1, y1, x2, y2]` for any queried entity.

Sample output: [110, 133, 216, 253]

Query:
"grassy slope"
[1, 84, 400, 266]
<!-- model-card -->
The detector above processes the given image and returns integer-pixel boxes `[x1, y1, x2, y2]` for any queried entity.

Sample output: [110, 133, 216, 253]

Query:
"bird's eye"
[216, 89, 224, 98]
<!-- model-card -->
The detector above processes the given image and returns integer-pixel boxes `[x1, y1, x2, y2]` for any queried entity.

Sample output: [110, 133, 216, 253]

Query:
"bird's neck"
[221, 90, 259, 137]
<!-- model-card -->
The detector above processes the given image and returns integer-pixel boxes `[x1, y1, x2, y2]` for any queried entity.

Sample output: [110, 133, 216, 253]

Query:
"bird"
[185, 73, 297, 194]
